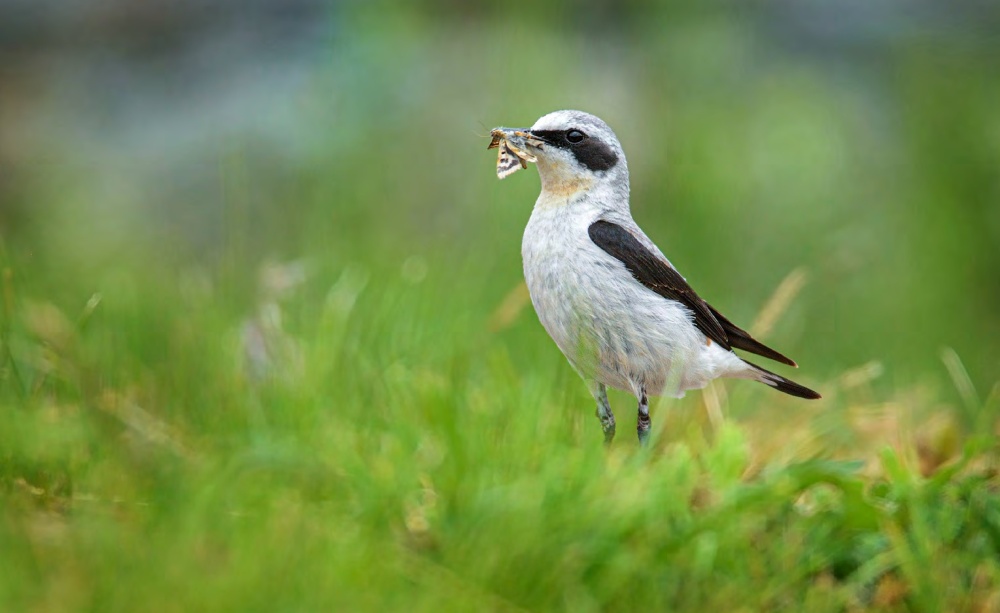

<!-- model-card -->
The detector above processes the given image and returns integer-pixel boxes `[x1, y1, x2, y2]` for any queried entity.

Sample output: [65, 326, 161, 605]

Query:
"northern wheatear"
[489, 110, 820, 445]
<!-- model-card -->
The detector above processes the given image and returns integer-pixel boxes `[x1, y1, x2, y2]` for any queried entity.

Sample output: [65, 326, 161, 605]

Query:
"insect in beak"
[488, 128, 537, 179]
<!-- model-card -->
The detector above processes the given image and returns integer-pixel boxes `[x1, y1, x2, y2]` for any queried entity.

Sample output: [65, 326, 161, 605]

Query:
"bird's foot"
[592, 382, 616, 446]
[602, 421, 616, 446]
[636, 388, 650, 445]
[596, 407, 616, 446]
[637, 414, 651, 445]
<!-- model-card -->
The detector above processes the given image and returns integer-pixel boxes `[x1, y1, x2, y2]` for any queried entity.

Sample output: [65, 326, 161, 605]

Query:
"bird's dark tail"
[743, 359, 821, 399]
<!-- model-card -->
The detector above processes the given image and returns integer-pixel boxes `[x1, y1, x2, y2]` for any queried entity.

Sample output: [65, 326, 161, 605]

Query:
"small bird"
[490, 110, 820, 445]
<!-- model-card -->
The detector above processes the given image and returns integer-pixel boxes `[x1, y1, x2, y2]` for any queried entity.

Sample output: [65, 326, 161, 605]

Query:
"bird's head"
[495, 110, 629, 203]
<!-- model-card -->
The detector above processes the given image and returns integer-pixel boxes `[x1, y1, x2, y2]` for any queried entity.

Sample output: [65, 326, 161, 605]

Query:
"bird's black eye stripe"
[528, 128, 619, 172]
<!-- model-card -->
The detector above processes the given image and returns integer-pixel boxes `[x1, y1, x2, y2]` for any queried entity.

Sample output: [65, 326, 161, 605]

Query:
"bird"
[490, 110, 820, 445]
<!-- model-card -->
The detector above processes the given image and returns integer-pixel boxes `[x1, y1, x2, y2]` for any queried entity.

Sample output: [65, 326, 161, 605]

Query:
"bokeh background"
[3, 0, 999, 387]
[2, 1, 1000, 610]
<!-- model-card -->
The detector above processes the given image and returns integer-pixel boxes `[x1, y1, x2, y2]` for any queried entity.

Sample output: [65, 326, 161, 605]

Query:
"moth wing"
[496, 142, 523, 179]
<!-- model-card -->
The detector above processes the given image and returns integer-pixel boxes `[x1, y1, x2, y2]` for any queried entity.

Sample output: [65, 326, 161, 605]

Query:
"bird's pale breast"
[522, 203, 721, 397]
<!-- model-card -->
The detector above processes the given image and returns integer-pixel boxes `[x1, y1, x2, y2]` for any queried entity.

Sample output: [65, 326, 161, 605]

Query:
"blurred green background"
[2, 1, 1000, 610]
[2, 1, 998, 387]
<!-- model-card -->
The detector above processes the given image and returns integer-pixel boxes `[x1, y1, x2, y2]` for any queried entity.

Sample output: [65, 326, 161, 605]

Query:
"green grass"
[1, 247, 998, 612]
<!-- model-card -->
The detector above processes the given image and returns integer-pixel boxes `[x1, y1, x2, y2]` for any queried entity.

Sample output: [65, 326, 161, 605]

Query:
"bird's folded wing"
[588, 220, 730, 349]
[705, 305, 797, 367]
[587, 220, 797, 367]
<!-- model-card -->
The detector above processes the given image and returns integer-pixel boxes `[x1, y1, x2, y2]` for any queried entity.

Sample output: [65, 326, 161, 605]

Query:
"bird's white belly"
[522, 208, 724, 398]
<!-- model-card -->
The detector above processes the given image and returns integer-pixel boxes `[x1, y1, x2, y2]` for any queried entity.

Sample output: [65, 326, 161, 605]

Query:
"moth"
[487, 128, 536, 179]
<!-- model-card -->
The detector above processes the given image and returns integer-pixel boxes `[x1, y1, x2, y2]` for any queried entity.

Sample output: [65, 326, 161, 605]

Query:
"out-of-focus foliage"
[1, 1, 999, 610]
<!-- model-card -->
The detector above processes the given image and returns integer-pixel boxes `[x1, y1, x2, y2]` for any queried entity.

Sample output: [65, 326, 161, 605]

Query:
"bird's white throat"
[535, 156, 597, 207]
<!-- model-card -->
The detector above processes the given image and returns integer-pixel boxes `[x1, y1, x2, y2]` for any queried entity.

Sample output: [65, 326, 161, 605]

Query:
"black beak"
[521, 130, 546, 143]
[514, 130, 550, 148]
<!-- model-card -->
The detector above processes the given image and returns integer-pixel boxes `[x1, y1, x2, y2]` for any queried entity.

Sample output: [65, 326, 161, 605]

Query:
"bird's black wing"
[588, 220, 730, 350]
[588, 220, 797, 367]
[705, 304, 797, 367]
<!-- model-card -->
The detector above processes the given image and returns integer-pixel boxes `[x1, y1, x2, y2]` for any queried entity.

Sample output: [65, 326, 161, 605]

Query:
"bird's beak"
[515, 130, 548, 147]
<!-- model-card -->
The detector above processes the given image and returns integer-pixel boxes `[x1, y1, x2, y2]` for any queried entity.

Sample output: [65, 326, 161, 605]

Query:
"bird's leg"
[590, 382, 616, 445]
[637, 388, 651, 445]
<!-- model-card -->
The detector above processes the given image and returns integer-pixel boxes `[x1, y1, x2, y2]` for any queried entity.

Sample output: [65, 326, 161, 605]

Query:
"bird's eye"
[566, 130, 586, 144]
